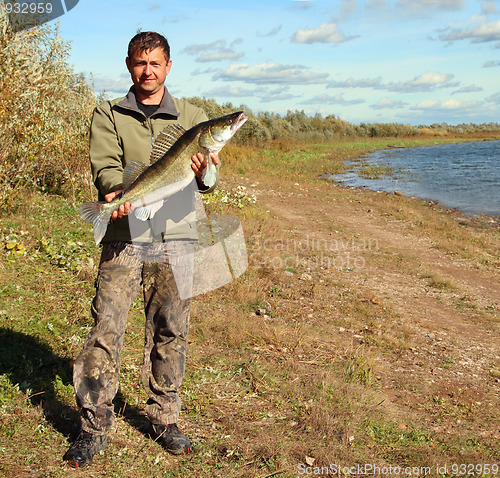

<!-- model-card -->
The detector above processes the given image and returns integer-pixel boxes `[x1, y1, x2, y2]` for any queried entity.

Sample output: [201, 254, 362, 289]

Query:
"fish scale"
[79, 111, 248, 244]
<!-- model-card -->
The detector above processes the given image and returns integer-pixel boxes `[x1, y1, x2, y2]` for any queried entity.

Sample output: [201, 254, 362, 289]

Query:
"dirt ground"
[2, 162, 498, 477]
[229, 171, 500, 455]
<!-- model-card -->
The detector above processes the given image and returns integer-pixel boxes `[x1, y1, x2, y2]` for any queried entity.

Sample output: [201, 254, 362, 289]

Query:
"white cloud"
[302, 93, 364, 106]
[328, 77, 383, 88]
[197, 51, 244, 62]
[327, 72, 456, 93]
[288, 0, 313, 11]
[439, 19, 500, 43]
[483, 60, 500, 67]
[91, 74, 130, 94]
[214, 63, 329, 85]
[161, 13, 190, 24]
[481, 1, 498, 14]
[182, 40, 227, 55]
[257, 87, 302, 102]
[385, 71, 457, 92]
[291, 22, 358, 44]
[412, 71, 452, 85]
[258, 26, 283, 38]
[202, 86, 256, 98]
[485, 92, 500, 104]
[366, 0, 386, 8]
[182, 39, 244, 63]
[203, 86, 299, 102]
[341, 0, 357, 18]
[191, 67, 219, 76]
[412, 98, 482, 110]
[397, 0, 465, 10]
[452, 84, 484, 94]
[231, 38, 244, 48]
[371, 97, 408, 109]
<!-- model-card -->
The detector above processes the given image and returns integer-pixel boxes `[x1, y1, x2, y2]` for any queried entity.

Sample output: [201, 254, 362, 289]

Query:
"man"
[64, 31, 218, 468]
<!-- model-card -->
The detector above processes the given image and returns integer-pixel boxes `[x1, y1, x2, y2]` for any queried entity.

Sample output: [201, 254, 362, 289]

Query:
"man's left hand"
[191, 152, 219, 179]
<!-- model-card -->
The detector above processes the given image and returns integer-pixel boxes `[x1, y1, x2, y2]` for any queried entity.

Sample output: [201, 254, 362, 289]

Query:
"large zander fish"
[80, 111, 248, 244]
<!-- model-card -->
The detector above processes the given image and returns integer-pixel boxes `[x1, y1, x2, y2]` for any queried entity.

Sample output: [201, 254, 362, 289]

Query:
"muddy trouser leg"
[73, 242, 144, 436]
[142, 240, 194, 426]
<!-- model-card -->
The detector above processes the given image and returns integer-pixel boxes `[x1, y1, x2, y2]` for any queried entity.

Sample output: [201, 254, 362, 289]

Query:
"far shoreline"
[325, 135, 500, 225]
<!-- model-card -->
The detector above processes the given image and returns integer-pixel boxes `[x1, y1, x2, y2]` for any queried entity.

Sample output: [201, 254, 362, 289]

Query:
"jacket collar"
[117, 86, 180, 118]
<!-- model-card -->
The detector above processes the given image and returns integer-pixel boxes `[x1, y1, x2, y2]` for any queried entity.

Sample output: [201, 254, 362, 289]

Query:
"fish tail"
[79, 201, 112, 244]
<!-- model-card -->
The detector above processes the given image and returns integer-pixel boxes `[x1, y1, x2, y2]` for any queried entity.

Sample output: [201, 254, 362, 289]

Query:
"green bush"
[0, 5, 97, 208]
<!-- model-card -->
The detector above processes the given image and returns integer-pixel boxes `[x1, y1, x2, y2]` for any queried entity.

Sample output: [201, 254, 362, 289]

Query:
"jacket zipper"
[147, 117, 155, 147]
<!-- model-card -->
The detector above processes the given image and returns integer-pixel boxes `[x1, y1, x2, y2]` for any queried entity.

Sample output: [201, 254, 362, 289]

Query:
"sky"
[53, 0, 500, 126]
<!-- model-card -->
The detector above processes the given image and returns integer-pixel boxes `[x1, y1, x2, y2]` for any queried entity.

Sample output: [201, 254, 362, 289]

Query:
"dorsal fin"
[150, 124, 186, 164]
[123, 160, 149, 190]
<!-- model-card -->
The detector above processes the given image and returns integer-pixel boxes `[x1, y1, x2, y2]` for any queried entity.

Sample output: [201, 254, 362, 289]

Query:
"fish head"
[199, 111, 248, 152]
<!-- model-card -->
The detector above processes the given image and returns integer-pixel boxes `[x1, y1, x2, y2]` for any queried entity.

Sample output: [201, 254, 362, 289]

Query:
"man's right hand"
[105, 190, 132, 221]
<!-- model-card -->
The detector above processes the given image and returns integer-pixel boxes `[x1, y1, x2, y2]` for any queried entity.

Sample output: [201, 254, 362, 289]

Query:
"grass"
[356, 161, 396, 180]
[0, 135, 499, 476]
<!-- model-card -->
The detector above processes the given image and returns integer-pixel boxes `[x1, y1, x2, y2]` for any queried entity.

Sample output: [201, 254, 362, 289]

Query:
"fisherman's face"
[126, 47, 172, 101]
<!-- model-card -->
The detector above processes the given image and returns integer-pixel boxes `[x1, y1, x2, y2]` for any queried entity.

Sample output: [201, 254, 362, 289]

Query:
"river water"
[329, 140, 500, 218]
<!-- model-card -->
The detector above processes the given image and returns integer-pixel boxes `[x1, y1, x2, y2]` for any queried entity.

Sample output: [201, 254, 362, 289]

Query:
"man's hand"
[191, 152, 219, 179]
[104, 190, 132, 221]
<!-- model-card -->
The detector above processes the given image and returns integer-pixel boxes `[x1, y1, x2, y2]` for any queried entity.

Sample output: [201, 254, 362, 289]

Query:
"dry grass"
[0, 136, 499, 476]
[0, 11, 498, 473]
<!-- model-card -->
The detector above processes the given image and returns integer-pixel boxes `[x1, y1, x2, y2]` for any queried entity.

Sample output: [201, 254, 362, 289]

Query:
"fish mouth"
[231, 112, 248, 133]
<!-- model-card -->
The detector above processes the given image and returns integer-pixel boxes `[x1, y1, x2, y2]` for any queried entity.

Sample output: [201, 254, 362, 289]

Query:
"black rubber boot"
[150, 423, 192, 455]
[63, 430, 108, 467]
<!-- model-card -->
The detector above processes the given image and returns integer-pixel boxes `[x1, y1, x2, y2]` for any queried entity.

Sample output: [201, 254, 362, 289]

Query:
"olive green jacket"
[89, 86, 217, 243]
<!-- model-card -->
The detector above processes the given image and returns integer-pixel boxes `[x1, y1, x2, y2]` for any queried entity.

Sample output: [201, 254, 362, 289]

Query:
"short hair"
[127, 31, 171, 61]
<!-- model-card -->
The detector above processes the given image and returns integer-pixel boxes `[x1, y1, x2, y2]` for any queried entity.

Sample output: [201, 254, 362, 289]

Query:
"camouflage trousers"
[73, 240, 194, 435]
